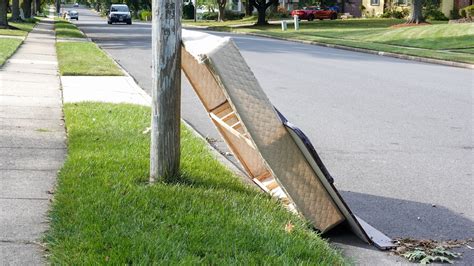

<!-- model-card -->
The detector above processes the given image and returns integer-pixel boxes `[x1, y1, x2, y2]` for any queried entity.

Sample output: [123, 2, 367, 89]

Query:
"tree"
[250, 0, 278, 25]
[35, 0, 41, 15]
[24, 0, 32, 18]
[11, 0, 21, 22]
[241, 0, 253, 16]
[407, 0, 425, 23]
[217, 0, 226, 22]
[0, 0, 8, 29]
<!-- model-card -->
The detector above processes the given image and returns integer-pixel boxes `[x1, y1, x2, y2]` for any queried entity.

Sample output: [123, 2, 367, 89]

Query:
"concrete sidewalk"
[0, 18, 66, 265]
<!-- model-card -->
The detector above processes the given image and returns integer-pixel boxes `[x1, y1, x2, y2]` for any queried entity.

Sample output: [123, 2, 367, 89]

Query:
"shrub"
[202, 12, 218, 20]
[201, 11, 244, 21]
[461, 5, 474, 18]
[424, 3, 448, 20]
[380, 8, 409, 19]
[225, 11, 245, 20]
[139, 10, 152, 21]
[450, 9, 461, 19]
[424, 9, 448, 20]
[269, 6, 290, 19]
[183, 2, 194, 19]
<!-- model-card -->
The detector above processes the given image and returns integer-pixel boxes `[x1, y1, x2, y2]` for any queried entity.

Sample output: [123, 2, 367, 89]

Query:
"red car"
[290, 6, 337, 21]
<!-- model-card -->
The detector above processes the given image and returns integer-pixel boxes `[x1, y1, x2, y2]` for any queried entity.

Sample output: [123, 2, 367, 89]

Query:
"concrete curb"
[0, 35, 26, 40]
[56, 37, 92, 42]
[183, 25, 474, 70]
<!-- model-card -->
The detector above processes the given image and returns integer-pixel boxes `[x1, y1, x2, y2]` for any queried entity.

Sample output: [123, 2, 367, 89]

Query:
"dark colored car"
[290, 6, 337, 21]
[107, 4, 132, 25]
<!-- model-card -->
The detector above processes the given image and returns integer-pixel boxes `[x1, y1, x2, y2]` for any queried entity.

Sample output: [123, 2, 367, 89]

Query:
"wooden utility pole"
[150, 0, 182, 183]
[193, 0, 197, 22]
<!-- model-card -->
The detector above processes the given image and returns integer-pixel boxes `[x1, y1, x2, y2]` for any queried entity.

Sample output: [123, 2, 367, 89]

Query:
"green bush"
[381, 8, 409, 19]
[183, 2, 194, 19]
[195, 10, 244, 21]
[225, 11, 245, 20]
[450, 9, 461, 19]
[460, 5, 474, 18]
[424, 6, 448, 20]
[202, 12, 218, 20]
[139, 10, 152, 21]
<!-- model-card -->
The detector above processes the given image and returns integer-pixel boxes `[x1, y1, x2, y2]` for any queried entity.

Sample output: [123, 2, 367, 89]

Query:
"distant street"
[68, 6, 473, 263]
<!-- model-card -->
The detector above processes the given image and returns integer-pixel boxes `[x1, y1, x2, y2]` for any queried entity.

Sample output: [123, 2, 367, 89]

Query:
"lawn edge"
[0, 17, 43, 67]
[54, 18, 90, 41]
[54, 18, 124, 76]
[0, 38, 24, 67]
[183, 25, 474, 70]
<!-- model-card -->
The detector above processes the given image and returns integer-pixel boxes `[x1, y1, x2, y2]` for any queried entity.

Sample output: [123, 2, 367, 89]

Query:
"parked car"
[73, 3, 79, 7]
[68, 10, 79, 20]
[290, 6, 337, 21]
[107, 4, 132, 25]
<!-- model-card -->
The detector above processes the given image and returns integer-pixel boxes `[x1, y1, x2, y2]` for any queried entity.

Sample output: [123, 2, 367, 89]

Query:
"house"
[358, 0, 472, 18]
[441, 0, 473, 17]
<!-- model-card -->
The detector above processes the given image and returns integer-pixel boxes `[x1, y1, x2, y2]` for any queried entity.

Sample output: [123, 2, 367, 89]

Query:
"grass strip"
[185, 19, 474, 64]
[183, 16, 257, 27]
[0, 17, 39, 36]
[55, 19, 86, 39]
[0, 38, 23, 66]
[241, 30, 474, 64]
[46, 102, 345, 264]
[56, 42, 123, 76]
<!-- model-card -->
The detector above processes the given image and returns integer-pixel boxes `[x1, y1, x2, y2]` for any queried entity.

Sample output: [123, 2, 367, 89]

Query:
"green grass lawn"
[45, 102, 345, 264]
[0, 17, 39, 36]
[0, 38, 23, 66]
[183, 16, 257, 27]
[56, 42, 123, 76]
[185, 18, 474, 64]
[55, 19, 86, 39]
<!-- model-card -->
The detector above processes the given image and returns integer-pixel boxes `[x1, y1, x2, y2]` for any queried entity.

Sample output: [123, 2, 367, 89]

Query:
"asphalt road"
[67, 7, 473, 264]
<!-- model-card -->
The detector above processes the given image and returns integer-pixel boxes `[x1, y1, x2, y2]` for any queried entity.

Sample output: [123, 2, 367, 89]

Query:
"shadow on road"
[325, 191, 474, 263]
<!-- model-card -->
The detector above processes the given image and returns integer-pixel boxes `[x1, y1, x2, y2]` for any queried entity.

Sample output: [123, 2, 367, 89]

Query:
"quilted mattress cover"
[181, 30, 345, 232]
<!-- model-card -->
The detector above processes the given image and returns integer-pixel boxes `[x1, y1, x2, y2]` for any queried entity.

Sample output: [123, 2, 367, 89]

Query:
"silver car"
[107, 4, 132, 25]
[69, 10, 79, 20]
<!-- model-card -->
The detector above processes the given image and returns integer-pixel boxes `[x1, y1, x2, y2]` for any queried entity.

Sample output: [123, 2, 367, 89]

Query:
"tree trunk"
[35, 0, 41, 15]
[407, 0, 424, 24]
[131, 0, 139, 18]
[218, 6, 225, 21]
[217, 0, 226, 22]
[56, 0, 61, 16]
[11, 0, 21, 22]
[252, 0, 277, 25]
[244, 0, 252, 16]
[24, 0, 32, 18]
[150, 0, 182, 183]
[0, 0, 8, 29]
[256, 6, 266, 24]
